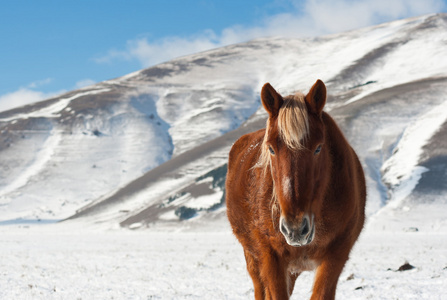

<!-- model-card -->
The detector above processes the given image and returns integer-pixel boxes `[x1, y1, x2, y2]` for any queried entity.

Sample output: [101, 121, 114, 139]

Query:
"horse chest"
[287, 256, 319, 275]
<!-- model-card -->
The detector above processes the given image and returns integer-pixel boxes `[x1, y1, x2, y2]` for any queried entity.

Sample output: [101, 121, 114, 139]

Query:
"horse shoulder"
[226, 129, 266, 245]
[226, 128, 264, 203]
[228, 129, 265, 172]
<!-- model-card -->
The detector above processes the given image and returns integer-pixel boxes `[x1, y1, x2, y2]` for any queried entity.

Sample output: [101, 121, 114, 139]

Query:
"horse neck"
[322, 112, 352, 158]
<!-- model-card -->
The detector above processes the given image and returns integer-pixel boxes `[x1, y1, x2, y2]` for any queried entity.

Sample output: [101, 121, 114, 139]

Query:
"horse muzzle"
[280, 214, 315, 247]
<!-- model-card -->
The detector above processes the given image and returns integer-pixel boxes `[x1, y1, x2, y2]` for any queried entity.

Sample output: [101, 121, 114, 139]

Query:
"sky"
[0, 0, 446, 112]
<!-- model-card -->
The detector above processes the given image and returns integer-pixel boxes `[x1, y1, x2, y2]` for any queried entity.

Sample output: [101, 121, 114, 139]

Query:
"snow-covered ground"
[0, 206, 446, 300]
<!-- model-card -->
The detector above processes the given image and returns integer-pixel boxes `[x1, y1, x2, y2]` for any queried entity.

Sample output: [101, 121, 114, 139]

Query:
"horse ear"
[305, 79, 327, 115]
[261, 83, 284, 117]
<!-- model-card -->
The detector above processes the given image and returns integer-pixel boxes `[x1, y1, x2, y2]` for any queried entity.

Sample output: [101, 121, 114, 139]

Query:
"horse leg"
[310, 257, 347, 300]
[259, 251, 290, 300]
[244, 250, 265, 300]
[288, 272, 300, 296]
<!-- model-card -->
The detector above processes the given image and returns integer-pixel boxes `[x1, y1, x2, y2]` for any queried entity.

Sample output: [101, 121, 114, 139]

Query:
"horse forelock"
[256, 92, 309, 172]
[278, 92, 309, 150]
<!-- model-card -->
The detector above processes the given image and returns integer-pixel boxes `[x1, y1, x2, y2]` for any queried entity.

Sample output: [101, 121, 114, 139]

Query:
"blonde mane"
[256, 92, 309, 172]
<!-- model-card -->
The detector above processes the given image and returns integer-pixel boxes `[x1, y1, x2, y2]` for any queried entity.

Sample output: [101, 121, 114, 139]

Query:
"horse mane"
[256, 92, 309, 172]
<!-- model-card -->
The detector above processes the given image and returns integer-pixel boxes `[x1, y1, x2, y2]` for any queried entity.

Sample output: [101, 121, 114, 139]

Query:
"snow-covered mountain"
[1, 13, 446, 230]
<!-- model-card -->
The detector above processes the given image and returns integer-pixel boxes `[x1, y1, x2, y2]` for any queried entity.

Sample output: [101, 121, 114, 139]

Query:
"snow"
[84, 141, 229, 224]
[184, 192, 223, 210]
[0, 91, 174, 222]
[154, 82, 260, 156]
[0, 212, 445, 299]
[382, 99, 447, 207]
[0, 88, 111, 122]
[159, 210, 178, 221]
[0, 131, 59, 200]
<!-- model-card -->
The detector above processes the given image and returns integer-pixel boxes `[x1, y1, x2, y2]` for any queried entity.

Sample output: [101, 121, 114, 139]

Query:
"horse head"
[259, 80, 330, 247]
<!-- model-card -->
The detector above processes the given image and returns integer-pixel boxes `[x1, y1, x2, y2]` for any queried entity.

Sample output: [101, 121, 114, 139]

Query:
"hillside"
[1, 13, 447, 300]
[0, 13, 446, 229]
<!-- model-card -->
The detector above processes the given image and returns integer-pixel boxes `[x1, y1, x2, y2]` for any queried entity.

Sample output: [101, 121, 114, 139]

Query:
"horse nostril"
[280, 218, 289, 235]
[300, 218, 310, 236]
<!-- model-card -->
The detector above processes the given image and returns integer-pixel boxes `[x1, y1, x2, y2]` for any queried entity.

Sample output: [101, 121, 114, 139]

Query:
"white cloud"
[0, 77, 64, 113]
[27, 78, 53, 89]
[0, 88, 64, 113]
[75, 79, 96, 89]
[301, 0, 445, 34]
[94, 31, 221, 68]
[220, 0, 446, 40]
[95, 0, 444, 68]
[0, 78, 99, 113]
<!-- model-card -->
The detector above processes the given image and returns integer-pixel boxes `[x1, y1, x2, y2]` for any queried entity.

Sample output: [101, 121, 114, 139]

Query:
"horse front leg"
[259, 251, 290, 300]
[244, 250, 265, 300]
[310, 257, 347, 300]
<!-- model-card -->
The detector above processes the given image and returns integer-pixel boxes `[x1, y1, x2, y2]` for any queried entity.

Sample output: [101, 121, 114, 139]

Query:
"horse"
[226, 79, 366, 300]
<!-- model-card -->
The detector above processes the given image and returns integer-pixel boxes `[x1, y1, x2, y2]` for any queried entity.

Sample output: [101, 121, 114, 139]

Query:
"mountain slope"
[1, 13, 446, 228]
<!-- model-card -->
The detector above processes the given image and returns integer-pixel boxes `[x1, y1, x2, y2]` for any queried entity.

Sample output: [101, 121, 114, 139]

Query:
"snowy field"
[1, 206, 446, 300]
[1, 14, 447, 299]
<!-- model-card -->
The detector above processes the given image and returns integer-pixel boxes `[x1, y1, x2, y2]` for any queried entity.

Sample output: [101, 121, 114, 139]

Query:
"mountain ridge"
[1, 13, 446, 228]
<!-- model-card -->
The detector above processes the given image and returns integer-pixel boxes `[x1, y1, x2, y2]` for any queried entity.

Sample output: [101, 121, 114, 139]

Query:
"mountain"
[1, 13, 446, 230]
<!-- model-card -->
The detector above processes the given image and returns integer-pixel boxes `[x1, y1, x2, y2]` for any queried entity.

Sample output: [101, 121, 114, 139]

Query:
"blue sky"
[1, 0, 446, 112]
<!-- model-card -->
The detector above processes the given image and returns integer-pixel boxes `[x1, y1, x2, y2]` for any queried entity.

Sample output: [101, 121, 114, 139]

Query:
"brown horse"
[226, 80, 366, 300]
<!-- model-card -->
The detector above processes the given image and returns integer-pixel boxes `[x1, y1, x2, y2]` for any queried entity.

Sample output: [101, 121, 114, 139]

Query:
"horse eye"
[314, 145, 322, 155]
[268, 146, 275, 155]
